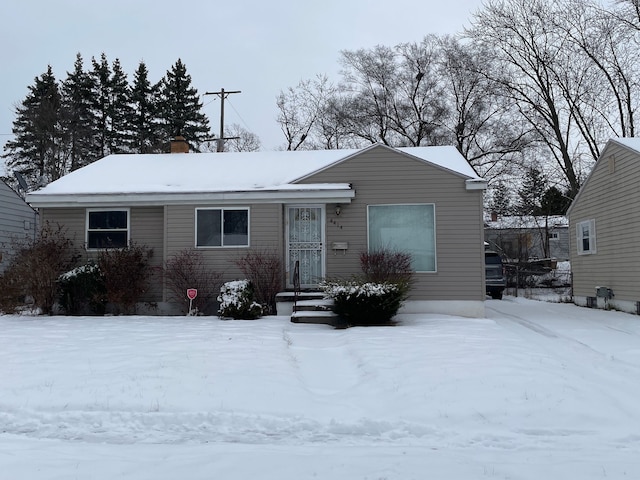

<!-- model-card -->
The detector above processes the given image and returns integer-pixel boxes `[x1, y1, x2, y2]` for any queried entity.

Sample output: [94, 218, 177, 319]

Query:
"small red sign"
[186, 288, 198, 300]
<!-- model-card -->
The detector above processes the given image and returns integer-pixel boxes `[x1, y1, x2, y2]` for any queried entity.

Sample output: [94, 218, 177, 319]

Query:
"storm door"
[286, 206, 325, 288]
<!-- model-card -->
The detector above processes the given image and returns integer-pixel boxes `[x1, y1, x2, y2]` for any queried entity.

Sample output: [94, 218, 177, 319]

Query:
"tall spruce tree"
[129, 61, 162, 153]
[61, 53, 97, 171]
[91, 53, 112, 159]
[3, 66, 66, 187]
[109, 59, 134, 154]
[158, 59, 210, 150]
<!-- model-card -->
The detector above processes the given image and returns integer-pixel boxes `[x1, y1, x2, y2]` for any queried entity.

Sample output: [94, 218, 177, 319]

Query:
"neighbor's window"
[548, 231, 559, 241]
[86, 209, 129, 249]
[196, 208, 249, 247]
[576, 219, 596, 255]
[368, 204, 436, 272]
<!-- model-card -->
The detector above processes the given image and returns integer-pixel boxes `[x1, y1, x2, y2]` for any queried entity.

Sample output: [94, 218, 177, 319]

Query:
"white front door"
[286, 206, 325, 288]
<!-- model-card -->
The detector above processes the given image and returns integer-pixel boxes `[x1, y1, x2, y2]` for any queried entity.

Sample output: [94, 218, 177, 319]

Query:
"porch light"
[335, 204, 342, 216]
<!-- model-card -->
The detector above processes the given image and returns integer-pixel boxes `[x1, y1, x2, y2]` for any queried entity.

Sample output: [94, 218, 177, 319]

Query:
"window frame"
[576, 219, 596, 255]
[195, 207, 250, 248]
[85, 208, 130, 250]
[367, 203, 437, 273]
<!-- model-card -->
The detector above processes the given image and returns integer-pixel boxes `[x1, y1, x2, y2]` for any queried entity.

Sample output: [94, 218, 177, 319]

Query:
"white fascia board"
[27, 188, 356, 208]
[465, 178, 488, 190]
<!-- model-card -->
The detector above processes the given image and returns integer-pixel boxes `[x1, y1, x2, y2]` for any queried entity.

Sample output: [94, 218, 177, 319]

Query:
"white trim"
[285, 204, 326, 288]
[27, 188, 356, 208]
[195, 207, 250, 248]
[85, 208, 130, 250]
[576, 219, 596, 255]
[366, 203, 437, 273]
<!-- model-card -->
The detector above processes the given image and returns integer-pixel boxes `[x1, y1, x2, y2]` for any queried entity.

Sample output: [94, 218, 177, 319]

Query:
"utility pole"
[204, 88, 241, 152]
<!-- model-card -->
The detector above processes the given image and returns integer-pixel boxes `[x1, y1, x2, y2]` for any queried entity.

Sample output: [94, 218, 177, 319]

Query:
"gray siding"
[569, 143, 640, 302]
[299, 146, 485, 301]
[41, 206, 165, 303]
[166, 203, 284, 296]
[0, 181, 37, 273]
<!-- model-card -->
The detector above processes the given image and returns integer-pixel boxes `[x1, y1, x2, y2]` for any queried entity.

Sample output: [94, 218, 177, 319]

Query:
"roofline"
[292, 143, 480, 184]
[27, 187, 356, 208]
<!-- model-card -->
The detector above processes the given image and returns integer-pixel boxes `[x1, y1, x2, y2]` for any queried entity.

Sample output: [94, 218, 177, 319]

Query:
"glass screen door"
[286, 206, 324, 288]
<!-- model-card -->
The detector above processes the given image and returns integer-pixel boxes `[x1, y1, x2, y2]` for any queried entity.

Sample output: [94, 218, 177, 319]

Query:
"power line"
[204, 88, 241, 152]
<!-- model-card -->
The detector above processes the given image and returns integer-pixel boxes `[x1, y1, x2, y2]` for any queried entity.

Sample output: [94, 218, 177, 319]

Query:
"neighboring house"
[26, 143, 487, 317]
[0, 179, 38, 274]
[568, 137, 640, 313]
[484, 214, 569, 262]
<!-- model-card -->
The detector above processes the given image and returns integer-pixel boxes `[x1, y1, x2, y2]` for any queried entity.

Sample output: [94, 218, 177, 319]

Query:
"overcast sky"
[1, 0, 485, 158]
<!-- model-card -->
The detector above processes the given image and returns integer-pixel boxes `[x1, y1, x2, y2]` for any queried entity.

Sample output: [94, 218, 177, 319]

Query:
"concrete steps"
[275, 291, 344, 327]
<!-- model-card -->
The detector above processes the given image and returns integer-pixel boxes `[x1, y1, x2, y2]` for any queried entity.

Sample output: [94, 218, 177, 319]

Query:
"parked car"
[485, 250, 506, 299]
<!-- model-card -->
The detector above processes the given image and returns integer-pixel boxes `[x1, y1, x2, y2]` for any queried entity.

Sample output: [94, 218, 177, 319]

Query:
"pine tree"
[3, 66, 65, 186]
[60, 53, 97, 171]
[489, 180, 512, 216]
[158, 59, 210, 150]
[129, 61, 162, 153]
[91, 53, 112, 159]
[517, 166, 547, 215]
[109, 58, 134, 154]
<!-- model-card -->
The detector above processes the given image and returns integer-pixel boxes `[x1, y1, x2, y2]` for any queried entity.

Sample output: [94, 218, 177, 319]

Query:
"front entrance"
[286, 205, 325, 288]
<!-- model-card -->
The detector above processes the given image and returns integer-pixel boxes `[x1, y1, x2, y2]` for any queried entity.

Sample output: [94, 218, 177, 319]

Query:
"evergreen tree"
[158, 59, 210, 150]
[3, 66, 66, 186]
[129, 61, 162, 153]
[489, 180, 512, 216]
[108, 58, 134, 153]
[91, 53, 112, 159]
[60, 53, 97, 171]
[539, 186, 570, 215]
[516, 166, 547, 215]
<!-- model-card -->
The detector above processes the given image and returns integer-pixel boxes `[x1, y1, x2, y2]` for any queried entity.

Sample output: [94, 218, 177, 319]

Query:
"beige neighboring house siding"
[298, 146, 485, 301]
[41, 206, 165, 303]
[0, 181, 38, 273]
[165, 203, 284, 290]
[570, 142, 640, 302]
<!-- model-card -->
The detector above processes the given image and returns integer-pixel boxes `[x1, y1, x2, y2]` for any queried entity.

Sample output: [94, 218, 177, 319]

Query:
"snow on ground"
[1, 296, 640, 479]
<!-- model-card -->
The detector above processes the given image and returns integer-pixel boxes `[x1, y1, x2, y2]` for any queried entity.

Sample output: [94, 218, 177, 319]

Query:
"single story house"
[568, 137, 640, 313]
[0, 179, 38, 274]
[26, 143, 488, 317]
[484, 214, 569, 262]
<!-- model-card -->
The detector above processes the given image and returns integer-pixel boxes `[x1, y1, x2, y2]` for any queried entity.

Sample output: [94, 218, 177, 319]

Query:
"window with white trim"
[367, 204, 436, 272]
[196, 208, 249, 247]
[86, 209, 129, 249]
[576, 219, 596, 255]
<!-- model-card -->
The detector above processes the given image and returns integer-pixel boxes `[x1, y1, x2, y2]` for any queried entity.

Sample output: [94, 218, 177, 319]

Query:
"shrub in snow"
[164, 249, 222, 315]
[321, 280, 407, 326]
[233, 248, 283, 315]
[98, 243, 153, 315]
[360, 249, 413, 288]
[217, 280, 263, 319]
[0, 222, 78, 315]
[59, 263, 106, 315]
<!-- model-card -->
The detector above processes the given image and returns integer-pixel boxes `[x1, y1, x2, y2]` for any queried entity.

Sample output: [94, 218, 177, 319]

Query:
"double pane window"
[196, 208, 249, 247]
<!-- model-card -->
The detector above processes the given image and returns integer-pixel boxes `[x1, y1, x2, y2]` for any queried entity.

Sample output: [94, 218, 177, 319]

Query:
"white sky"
[0, 0, 484, 159]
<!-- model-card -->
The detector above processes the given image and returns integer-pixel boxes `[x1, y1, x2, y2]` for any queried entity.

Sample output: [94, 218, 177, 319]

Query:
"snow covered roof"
[609, 137, 640, 153]
[485, 215, 568, 230]
[27, 144, 482, 207]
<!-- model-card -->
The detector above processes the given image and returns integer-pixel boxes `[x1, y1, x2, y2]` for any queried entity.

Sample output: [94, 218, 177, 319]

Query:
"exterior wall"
[165, 202, 284, 297]
[0, 181, 38, 273]
[298, 146, 486, 302]
[485, 226, 569, 261]
[41, 206, 165, 303]
[569, 142, 640, 309]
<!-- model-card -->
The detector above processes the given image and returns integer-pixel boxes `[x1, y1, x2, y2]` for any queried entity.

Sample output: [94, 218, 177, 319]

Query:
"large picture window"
[368, 204, 436, 272]
[196, 208, 249, 247]
[576, 219, 596, 255]
[86, 209, 129, 249]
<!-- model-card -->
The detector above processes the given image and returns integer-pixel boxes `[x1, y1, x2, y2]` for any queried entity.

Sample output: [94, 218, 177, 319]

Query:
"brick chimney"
[170, 136, 189, 153]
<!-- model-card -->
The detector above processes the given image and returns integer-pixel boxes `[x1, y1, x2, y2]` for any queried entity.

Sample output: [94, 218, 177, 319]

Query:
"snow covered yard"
[1, 297, 640, 480]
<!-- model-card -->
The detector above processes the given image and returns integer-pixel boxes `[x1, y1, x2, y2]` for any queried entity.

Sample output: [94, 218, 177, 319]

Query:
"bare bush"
[164, 249, 222, 314]
[360, 249, 414, 286]
[1, 222, 78, 315]
[98, 243, 152, 314]
[233, 248, 283, 314]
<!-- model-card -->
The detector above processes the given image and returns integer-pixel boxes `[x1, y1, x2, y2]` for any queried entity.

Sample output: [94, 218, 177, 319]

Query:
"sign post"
[186, 288, 198, 316]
